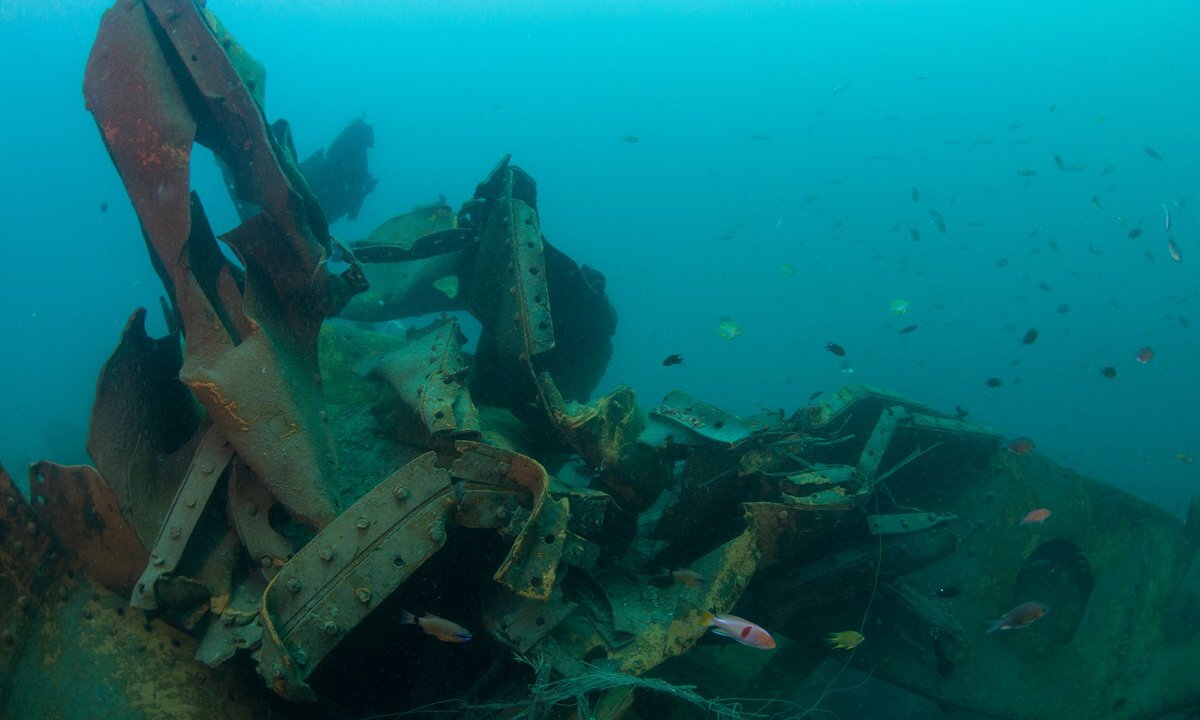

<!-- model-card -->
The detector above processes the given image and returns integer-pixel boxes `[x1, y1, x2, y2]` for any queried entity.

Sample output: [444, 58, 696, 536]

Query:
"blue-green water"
[1, 0, 1197, 522]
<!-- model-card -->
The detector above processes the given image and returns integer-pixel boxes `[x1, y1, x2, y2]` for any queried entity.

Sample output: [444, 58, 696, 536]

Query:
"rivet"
[259, 556, 274, 570]
[169, 527, 182, 540]
[286, 577, 302, 593]
[17, 595, 32, 610]
[318, 546, 334, 562]
[429, 524, 446, 543]
[496, 462, 510, 475]
[200, 463, 214, 475]
[777, 510, 788, 521]
[355, 588, 372, 604]
[185, 497, 197, 508]
[355, 516, 370, 530]
[393, 486, 411, 501]
[293, 648, 308, 667]
[152, 556, 167, 567]
[323, 620, 338, 636]
[494, 507, 509, 521]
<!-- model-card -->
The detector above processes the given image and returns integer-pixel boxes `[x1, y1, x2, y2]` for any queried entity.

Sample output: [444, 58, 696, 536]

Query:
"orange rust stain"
[189, 380, 252, 430]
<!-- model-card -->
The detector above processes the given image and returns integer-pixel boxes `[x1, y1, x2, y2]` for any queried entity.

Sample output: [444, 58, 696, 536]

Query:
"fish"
[1163, 203, 1172, 231]
[899, 324, 919, 335]
[826, 630, 865, 650]
[1168, 238, 1181, 262]
[1007, 119, 1024, 131]
[1177, 453, 1195, 464]
[621, 135, 640, 144]
[1017, 169, 1038, 177]
[935, 586, 962, 598]
[779, 264, 797, 278]
[832, 80, 853, 96]
[1100, 164, 1118, 175]
[1020, 507, 1051, 525]
[672, 569, 708, 586]
[1101, 366, 1117, 379]
[954, 405, 969, 419]
[911, 186, 920, 202]
[662, 354, 684, 367]
[1091, 195, 1103, 211]
[1021, 328, 1039, 345]
[929, 209, 947, 233]
[987, 601, 1049, 632]
[889, 298, 910, 315]
[909, 227, 921, 242]
[1008, 437, 1036, 455]
[1128, 228, 1143, 239]
[985, 377, 1003, 388]
[824, 341, 846, 357]
[717, 318, 742, 340]
[1136, 346, 1154, 364]
[1037, 282, 1052, 292]
[1052, 154, 1065, 170]
[400, 610, 473, 642]
[99, 201, 109, 213]
[1057, 303, 1071, 314]
[700, 611, 776, 649]
[1142, 145, 1163, 160]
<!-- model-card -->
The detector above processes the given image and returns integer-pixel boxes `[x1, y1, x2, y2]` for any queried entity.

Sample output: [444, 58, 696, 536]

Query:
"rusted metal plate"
[640, 390, 761, 448]
[227, 460, 292, 581]
[131, 427, 234, 609]
[369, 317, 481, 445]
[0, 463, 57, 689]
[87, 309, 204, 547]
[28, 462, 147, 597]
[483, 585, 577, 654]
[256, 451, 457, 702]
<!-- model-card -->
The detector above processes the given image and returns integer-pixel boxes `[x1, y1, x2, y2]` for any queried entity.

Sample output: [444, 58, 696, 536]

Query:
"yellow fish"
[779, 264, 796, 278]
[717, 317, 742, 340]
[826, 630, 864, 649]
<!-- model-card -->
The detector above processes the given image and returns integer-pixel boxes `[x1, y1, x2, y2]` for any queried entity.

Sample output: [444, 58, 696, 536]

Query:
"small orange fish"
[987, 601, 1048, 632]
[700, 611, 776, 650]
[1136, 346, 1155, 364]
[1007, 437, 1036, 455]
[672, 569, 708, 586]
[1020, 508, 1051, 525]
[400, 610, 472, 643]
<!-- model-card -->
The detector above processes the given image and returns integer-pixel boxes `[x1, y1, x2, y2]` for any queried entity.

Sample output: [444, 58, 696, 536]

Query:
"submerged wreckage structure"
[2, 2, 1200, 719]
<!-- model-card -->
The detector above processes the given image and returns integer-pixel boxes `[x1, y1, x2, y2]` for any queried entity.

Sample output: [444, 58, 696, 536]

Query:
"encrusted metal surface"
[28, 461, 147, 597]
[227, 460, 294, 581]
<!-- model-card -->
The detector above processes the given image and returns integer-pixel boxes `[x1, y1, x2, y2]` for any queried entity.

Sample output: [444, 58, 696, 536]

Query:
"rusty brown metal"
[27, 462, 147, 597]
[131, 427, 234, 610]
[369, 317, 482, 447]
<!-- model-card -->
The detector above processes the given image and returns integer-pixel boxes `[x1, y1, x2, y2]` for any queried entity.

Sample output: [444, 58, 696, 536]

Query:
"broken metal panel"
[257, 451, 457, 702]
[27, 461, 147, 597]
[640, 389, 762, 449]
[227, 460, 293, 581]
[0, 464, 56, 696]
[298, 116, 378, 222]
[866, 512, 957, 535]
[131, 427, 234, 610]
[369, 317, 482, 446]
[87, 309, 204, 547]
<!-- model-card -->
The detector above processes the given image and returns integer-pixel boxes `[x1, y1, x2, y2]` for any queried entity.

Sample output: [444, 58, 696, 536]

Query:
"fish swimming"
[824, 341, 846, 357]
[1168, 238, 1181, 262]
[1021, 328, 1039, 345]
[1021, 508, 1051, 524]
[400, 610, 472, 643]
[662, 354, 684, 366]
[672, 569, 707, 586]
[826, 630, 865, 649]
[985, 377, 1003, 388]
[1136, 346, 1154, 364]
[700, 611, 776, 649]
[1008, 437, 1036, 455]
[1142, 145, 1163, 160]
[987, 601, 1049, 632]
[899, 324, 919, 335]
[1101, 366, 1117, 379]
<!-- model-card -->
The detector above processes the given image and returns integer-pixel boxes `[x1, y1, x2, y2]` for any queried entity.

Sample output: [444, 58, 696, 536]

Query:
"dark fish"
[985, 377, 1003, 388]
[911, 186, 920, 202]
[899, 324, 919, 335]
[99, 201, 109, 213]
[954, 404, 969, 419]
[1091, 195, 1102, 211]
[935, 586, 962, 598]
[909, 227, 921, 242]
[1142, 145, 1163, 160]
[1128, 227, 1143, 239]
[1017, 168, 1037, 177]
[1101, 366, 1117, 379]
[1022, 328, 1039, 345]
[1057, 303, 1070, 314]
[997, 258, 1009, 268]
[1037, 282, 1052, 292]
[1007, 119, 1024, 131]
[621, 135, 640, 144]
[1052, 154, 1065, 170]
[1100, 164, 1118, 176]
[824, 341, 846, 357]
[662, 354, 684, 366]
